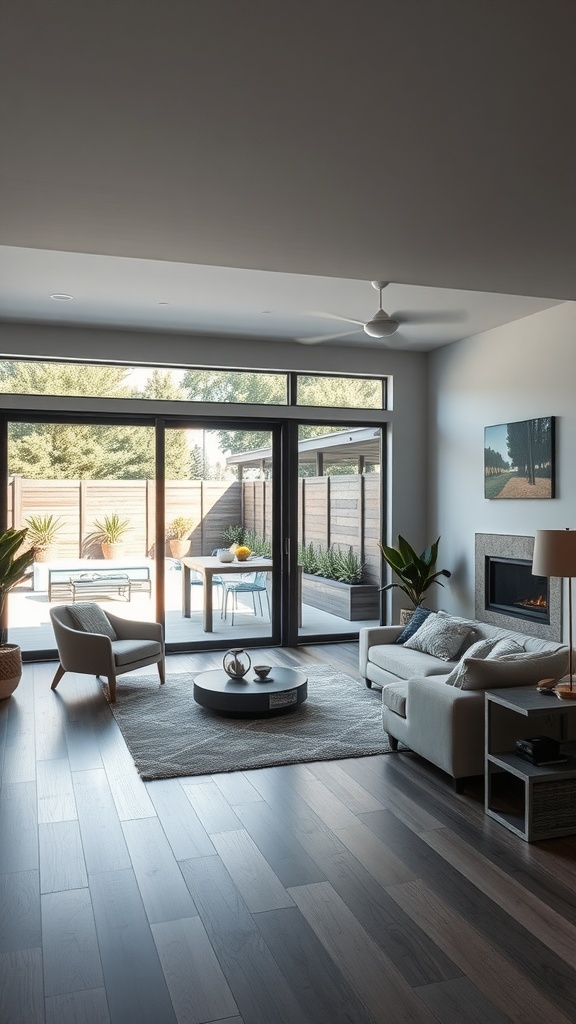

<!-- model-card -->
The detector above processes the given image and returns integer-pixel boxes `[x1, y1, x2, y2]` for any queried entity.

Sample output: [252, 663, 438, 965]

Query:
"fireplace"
[475, 533, 561, 641]
[485, 556, 549, 624]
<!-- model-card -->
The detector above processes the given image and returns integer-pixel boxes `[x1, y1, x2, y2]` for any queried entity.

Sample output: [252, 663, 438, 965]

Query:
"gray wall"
[428, 300, 575, 635]
[0, 321, 430, 623]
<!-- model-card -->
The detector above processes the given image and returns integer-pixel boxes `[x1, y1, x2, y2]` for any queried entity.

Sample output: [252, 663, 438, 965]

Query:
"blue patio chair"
[190, 551, 224, 611]
[222, 571, 270, 626]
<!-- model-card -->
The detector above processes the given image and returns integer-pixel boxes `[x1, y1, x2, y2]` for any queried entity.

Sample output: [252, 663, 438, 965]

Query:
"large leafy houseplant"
[379, 535, 451, 608]
[0, 528, 36, 698]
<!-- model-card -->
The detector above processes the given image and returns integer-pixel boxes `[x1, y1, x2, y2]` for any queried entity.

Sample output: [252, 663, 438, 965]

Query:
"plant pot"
[399, 608, 415, 627]
[0, 644, 23, 700]
[34, 544, 58, 563]
[101, 542, 124, 560]
[169, 539, 190, 559]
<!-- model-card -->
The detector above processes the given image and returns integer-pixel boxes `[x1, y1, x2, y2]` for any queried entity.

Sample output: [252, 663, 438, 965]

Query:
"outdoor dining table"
[181, 555, 274, 632]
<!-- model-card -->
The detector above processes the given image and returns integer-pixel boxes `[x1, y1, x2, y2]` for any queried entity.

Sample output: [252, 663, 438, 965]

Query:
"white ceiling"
[1, 1, 574, 352]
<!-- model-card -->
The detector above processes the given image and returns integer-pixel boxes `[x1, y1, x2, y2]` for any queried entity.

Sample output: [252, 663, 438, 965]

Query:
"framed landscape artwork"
[484, 416, 555, 499]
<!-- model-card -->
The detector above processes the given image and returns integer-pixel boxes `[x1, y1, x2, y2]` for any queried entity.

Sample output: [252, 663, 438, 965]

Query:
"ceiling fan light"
[363, 318, 399, 338]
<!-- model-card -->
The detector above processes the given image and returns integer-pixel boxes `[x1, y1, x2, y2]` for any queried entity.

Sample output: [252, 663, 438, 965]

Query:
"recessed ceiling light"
[50, 293, 73, 301]
[261, 310, 272, 314]
[158, 301, 170, 306]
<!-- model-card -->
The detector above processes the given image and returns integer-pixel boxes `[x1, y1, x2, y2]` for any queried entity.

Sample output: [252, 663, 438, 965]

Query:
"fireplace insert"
[485, 556, 549, 624]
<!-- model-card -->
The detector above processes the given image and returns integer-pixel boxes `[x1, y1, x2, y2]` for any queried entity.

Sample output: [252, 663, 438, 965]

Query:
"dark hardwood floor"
[1, 643, 575, 1024]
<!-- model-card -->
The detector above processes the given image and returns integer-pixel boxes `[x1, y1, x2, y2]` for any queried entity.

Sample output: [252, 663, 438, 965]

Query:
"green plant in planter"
[379, 535, 451, 608]
[24, 514, 63, 551]
[166, 516, 194, 540]
[91, 512, 131, 545]
[298, 542, 364, 584]
[222, 524, 248, 547]
[0, 528, 36, 645]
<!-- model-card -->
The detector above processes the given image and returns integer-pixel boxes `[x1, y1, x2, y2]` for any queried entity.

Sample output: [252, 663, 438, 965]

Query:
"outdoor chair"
[190, 550, 224, 612]
[49, 603, 165, 703]
[222, 571, 270, 626]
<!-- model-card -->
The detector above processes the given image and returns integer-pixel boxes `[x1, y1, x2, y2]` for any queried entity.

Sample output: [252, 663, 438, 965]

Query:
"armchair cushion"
[68, 602, 117, 640]
[111, 639, 163, 667]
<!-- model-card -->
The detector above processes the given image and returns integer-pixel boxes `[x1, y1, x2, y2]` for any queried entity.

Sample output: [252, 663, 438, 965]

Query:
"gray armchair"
[49, 604, 165, 702]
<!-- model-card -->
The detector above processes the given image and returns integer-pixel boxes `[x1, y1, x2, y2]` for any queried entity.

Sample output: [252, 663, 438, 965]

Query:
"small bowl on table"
[254, 664, 272, 681]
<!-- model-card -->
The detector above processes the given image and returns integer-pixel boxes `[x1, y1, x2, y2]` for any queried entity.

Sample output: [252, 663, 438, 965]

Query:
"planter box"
[301, 573, 380, 621]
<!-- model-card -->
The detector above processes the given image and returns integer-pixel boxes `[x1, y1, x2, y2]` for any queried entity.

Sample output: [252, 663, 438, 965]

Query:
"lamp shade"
[532, 529, 576, 578]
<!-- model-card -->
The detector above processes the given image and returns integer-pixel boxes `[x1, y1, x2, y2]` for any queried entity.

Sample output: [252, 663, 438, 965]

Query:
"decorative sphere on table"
[223, 649, 252, 679]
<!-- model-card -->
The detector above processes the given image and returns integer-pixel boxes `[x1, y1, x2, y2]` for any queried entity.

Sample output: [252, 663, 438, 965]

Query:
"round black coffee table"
[193, 667, 308, 716]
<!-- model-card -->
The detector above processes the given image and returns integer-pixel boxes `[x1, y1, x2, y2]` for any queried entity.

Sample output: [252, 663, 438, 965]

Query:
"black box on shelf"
[515, 736, 568, 766]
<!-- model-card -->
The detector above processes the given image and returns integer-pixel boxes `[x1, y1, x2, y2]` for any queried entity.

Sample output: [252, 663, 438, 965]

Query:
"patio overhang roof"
[226, 427, 381, 471]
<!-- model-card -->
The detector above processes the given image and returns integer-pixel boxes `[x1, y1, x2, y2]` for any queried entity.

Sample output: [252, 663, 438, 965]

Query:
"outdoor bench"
[48, 566, 152, 602]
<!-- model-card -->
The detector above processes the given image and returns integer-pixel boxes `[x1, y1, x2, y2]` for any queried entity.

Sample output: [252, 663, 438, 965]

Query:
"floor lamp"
[532, 528, 576, 700]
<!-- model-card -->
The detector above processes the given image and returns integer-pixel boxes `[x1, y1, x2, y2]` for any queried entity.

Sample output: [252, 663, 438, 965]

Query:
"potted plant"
[0, 528, 36, 699]
[166, 516, 194, 558]
[380, 535, 451, 623]
[91, 512, 131, 559]
[23, 513, 63, 563]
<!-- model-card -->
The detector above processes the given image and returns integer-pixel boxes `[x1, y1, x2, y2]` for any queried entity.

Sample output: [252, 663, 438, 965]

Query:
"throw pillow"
[403, 613, 476, 661]
[486, 637, 524, 659]
[457, 648, 569, 691]
[68, 602, 118, 640]
[444, 636, 501, 686]
[394, 605, 433, 644]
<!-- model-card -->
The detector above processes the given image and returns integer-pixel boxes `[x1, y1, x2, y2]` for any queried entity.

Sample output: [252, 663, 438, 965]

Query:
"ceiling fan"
[296, 281, 463, 345]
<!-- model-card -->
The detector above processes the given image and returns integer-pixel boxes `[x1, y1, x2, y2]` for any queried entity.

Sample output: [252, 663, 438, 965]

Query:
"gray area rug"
[107, 664, 395, 779]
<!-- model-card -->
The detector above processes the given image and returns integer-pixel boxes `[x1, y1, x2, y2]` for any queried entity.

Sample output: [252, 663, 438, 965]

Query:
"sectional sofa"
[359, 612, 569, 789]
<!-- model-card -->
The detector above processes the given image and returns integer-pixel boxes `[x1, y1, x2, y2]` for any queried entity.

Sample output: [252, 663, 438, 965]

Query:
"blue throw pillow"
[394, 606, 432, 645]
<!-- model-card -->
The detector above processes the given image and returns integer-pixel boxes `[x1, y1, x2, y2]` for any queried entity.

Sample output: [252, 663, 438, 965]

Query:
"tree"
[3, 362, 191, 479]
[181, 369, 381, 455]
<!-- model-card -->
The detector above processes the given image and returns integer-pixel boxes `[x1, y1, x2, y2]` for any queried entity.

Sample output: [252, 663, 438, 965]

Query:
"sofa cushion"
[444, 636, 500, 686]
[68, 602, 117, 640]
[403, 613, 476, 661]
[457, 648, 569, 690]
[445, 636, 524, 688]
[382, 682, 408, 718]
[394, 606, 432, 644]
[370, 643, 458, 679]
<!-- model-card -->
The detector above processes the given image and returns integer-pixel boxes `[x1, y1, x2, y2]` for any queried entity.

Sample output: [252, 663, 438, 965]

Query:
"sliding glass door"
[296, 423, 383, 640]
[163, 423, 278, 649]
[6, 419, 157, 654]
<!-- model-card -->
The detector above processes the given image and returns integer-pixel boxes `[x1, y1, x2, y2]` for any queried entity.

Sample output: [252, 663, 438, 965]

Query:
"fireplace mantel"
[475, 533, 561, 641]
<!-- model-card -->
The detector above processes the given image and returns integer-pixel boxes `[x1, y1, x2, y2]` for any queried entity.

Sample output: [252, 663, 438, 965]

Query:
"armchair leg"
[386, 732, 399, 751]
[107, 675, 117, 703]
[157, 660, 166, 685]
[51, 664, 65, 690]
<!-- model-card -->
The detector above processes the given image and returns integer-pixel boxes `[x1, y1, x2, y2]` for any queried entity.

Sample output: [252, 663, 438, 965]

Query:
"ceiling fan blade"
[307, 311, 366, 326]
[393, 309, 467, 325]
[296, 328, 360, 345]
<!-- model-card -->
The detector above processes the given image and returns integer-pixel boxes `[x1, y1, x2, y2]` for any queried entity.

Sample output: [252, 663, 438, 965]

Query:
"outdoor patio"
[7, 560, 379, 653]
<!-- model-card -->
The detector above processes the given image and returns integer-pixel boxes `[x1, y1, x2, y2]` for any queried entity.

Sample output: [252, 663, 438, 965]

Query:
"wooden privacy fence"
[9, 473, 381, 583]
[9, 477, 242, 559]
[242, 474, 381, 585]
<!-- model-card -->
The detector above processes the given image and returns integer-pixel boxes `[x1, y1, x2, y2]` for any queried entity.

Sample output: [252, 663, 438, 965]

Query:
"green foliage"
[242, 530, 272, 558]
[3, 363, 191, 480]
[166, 517, 194, 540]
[222, 524, 248, 547]
[379, 535, 451, 608]
[23, 514, 63, 547]
[298, 543, 364, 584]
[0, 528, 36, 642]
[91, 513, 131, 544]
